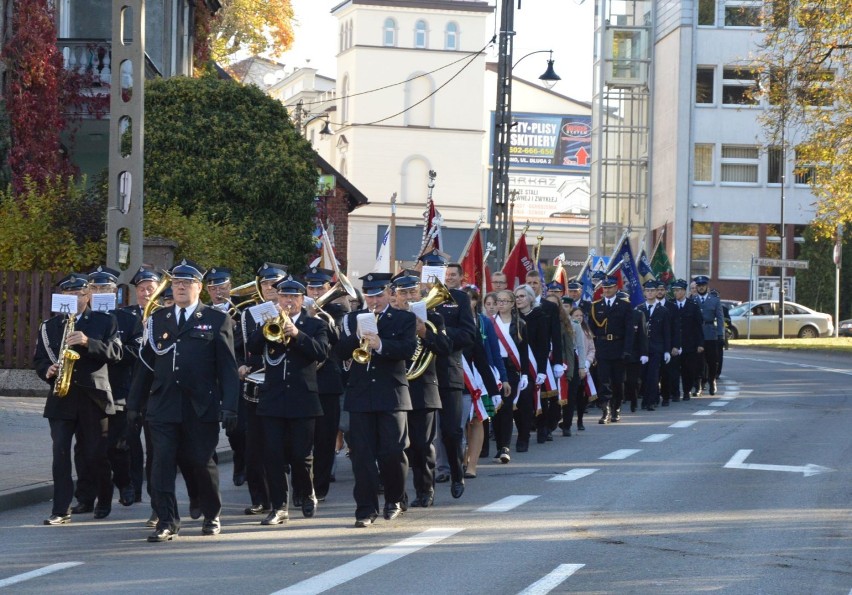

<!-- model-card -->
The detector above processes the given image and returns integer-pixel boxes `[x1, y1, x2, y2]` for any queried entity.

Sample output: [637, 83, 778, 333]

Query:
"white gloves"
[640, 355, 649, 365]
[664, 352, 671, 364]
[535, 373, 546, 385]
[518, 375, 529, 391]
[553, 364, 565, 378]
[584, 360, 591, 371]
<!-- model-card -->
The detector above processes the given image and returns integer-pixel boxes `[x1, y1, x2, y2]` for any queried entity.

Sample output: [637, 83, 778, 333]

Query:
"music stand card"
[51, 294, 78, 315]
[409, 301, 428, 322]
[356, 312, 378, 337]
[421, 265, 446, 284]
[249, 301, 280, 325]
[91, 293, 116, 312]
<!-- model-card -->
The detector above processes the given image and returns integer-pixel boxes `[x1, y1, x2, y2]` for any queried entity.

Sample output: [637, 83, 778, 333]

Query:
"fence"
[1, 271, 63, 369]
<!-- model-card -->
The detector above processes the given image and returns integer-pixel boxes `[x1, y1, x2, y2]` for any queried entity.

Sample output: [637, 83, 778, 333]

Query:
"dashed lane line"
[475, 495, 539, 512]
[641, 434, 672, 443]
[548, 469, 599, 482]
[709, 401, 730, 407]
[0, 562, 84, 589]
[669, 420, 697, 428]
[693, 410, 717, 416]
[599, 449, 641, 460]
[516, 564, 585, 594]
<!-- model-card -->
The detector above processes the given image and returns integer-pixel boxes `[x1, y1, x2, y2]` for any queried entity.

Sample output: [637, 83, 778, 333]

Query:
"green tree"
[143, 75, 317, 278]
[796, 226, 850, 319]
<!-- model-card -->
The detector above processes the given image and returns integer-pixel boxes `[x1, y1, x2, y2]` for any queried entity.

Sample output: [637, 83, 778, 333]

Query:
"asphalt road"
[0, 348, 850, 594]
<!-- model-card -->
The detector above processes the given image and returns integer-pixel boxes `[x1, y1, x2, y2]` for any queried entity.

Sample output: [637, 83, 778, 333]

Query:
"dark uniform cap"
[274, 278, 306, 295]
[58, 273, 89, 291]
[204, 267, 232, 286]
[359, 272, 393, 296]
[88, 265, 120, 285]
[303, 267, 334, 287]
[130, 266, 161, 286]
[418, 249, 447, 266]
[592, 270, 607, 281]
[671, 278, 688, 290]
[391, 274, 420, 290]
[567, 281, 583, 290]
[615, 290, 629, 300]
[161, 286, 174, 300]
[170, 259, 205, 281]
[561, 296, 574, 305]
[256, 262, 288, 282]
[600, 276, 618, 288]
[643, 279, 660, 290]
[546, 281, 565, 292]
[693, 275, 710, 285]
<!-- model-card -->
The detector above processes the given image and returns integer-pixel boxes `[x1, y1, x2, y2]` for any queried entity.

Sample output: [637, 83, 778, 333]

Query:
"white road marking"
[709, 401, 729, 407]
[641, 434, 672, 443]
[476, 495, 539, 512]
[727, 355, 852, 376]
[693, 410, 716, 416]
[549, 468, 599, 482]
[0, 562, 84, 588]
[723, 390, 740, 396]
[599, 449, 641, 460]
[723, 449, 835, 477]
[669, 420, 697, 428]
[718, 396, 736, 400]
[271, 528, 463, 594]
[517, 563, 585, 594]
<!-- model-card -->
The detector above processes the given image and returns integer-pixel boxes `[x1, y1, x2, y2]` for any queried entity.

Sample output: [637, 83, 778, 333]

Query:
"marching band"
[33, 250, 729, 541]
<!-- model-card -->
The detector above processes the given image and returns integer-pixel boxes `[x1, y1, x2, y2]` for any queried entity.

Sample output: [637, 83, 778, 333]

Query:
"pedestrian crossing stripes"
[549, 468, 599, 482]
[0, 562, 83, 588]
[517, 564, 585, 594]
[476, 495, 539, 512]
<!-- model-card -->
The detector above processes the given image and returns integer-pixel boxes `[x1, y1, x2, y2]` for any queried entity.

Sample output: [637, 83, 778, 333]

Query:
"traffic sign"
[753, 258, 809, 269]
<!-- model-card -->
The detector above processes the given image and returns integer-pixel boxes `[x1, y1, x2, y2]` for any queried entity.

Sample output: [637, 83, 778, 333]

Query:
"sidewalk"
[0, 395, 232, 513]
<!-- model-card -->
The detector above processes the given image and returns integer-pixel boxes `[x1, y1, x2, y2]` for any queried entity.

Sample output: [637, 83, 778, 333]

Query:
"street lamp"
[290, 99, 333, 138]
[514, 49, 562, 89]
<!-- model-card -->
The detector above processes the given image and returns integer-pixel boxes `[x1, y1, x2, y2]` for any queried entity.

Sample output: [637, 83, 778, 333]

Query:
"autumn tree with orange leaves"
[207, 0, 296, 63]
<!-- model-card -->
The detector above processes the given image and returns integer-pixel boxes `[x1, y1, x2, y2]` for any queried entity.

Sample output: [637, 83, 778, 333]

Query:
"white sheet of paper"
[410, 301, 428, 322]
[356, 312, 378, 337]
[91, 293, 116, 312]
[51, 294, 78, 315]
[249, 301, 280, 324]
[421, 265, 446, 284]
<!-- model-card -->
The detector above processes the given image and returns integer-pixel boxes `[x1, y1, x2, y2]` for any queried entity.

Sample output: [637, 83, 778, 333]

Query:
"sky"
[280, 0, 595, 103]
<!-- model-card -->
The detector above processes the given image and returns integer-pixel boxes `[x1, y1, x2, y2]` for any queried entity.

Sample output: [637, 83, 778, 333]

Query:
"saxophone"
[53, 315, 81, 398]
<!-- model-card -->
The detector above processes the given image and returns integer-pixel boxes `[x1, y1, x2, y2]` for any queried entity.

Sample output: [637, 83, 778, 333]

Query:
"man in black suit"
[392, 272, 451, 508]
[655, 281, 682, 405]
[335, 272, 417, 527]
[68, 266, 142, 519]
[589, 276, 635, 424]
[248, 278, 330, 525]
[127, 260, 240, 542]
[671, 279, 704, 401]
[429, 256, 476, 499]
[566, 280, 592, 321]
[34, 274, 122, 526]
[637, 280, 672, 411]
[693, 275, 725, 395]
[235, 263, 288, 516]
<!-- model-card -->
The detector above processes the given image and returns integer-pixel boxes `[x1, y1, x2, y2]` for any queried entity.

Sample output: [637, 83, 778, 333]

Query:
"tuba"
[227, 277, 263, 317]
[406, 279, 455, 380]
[53, 315, 81, 397]
[142, 271, 172, 323]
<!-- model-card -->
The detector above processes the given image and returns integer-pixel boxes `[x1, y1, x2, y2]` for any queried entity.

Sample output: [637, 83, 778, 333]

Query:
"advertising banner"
[497, 112, 592, 174]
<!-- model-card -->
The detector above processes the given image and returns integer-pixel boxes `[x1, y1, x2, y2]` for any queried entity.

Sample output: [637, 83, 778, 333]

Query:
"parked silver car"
[729, 301, 834, 339]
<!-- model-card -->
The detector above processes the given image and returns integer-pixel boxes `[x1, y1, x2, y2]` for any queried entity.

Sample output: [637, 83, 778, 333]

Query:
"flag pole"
[606, 229, 630, 273]
[458, 214, 484, 262]
[389, 192, 397, 271]
[650, 221, 667, 261]
[533, 226, 545, 265]
[575, 251, 593, 280]
[503, 190, 518, 264]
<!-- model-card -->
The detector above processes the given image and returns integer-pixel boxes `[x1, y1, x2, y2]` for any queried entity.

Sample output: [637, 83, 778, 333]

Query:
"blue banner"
[611, 238, 644, 306]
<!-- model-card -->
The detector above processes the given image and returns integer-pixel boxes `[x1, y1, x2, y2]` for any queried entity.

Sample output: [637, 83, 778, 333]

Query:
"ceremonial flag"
[637, 248, 656, 285]
[310, 225, 339, 271]
[460, 228, 485, 289]
[608, 234, 644, 306]
[419, 189, 442, 256]
[552, 254, 569, 289]
[651, 240, 675, 287]
[374, 228, 392, 273]
[501, 234, 535, 290]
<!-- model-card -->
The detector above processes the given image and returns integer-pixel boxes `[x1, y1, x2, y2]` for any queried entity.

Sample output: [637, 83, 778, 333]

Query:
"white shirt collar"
[175, 301, 200, 319]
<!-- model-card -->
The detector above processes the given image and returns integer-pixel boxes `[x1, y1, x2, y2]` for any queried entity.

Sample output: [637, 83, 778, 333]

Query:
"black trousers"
[561, 366, 584, 427]
[406, 408, 437, 496]
[244, 399, 269, 508]
[494, 360, 519, 450]
[225, 395, 247, 478]
[680, 351, 701, 396]
[348, 410, 408, 521]
[662, 354, 681, 400]
[438, 388, 465, 482]
[641, 353, 663, 409]
[624, 361, 642, 411]
[48, 398, 109, 516]
[74, 409, 131, 508]
[313, 393, 342, 499]
[128, 415, 145, 498]
[512, 386, 535, 445]
[261, 416, 315, 510]
[596, 357, 626, 411]
[536, 396, 561, 433]
[147, 398, 221, 532]
[701, 340, 720, 385]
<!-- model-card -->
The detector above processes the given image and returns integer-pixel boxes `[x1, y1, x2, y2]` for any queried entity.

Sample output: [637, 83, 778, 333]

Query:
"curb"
[0, 448, 233, 513]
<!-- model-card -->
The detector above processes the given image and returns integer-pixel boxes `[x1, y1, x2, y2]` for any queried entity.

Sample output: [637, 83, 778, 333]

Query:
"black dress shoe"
[562, 428, 571, 437]
[536, 428, 547, 444]
[662, 400, 670, 407]
[146, 512, 159, 527]
[70, 502, 93, 514]
[119, 485, 136, 507]
[434, 473, 450, 483]
[647, 406, 656, 411]
[450, 481, 465, 499]
[546, 430, 554, 442]
[611, 412, 621, 422]
[683, 395, 691, 401]
[400, 491, 409, 512]
[383, 502, 403, 521]
[134, 492, 143, 503]
[44, 514, 71, 526]
[233, 471, 246, 487]
[244, 504, 270, 515]
[93, 507, 111, 519]
[410, 491, 434, 508]
[189, 499, 202, 520]
[516, 442, 529, 453]
[354, 515, 376, 528]
[302, 495, 318, 518]
[709, 381, 717, 395]
[292, 495, 304, 508]
[577, 423, 585, 431]
[261, 509, 289, 525]
[672, 396, 681, 402]
[201, 517, 221, 535]
[147, 527, 178, 542]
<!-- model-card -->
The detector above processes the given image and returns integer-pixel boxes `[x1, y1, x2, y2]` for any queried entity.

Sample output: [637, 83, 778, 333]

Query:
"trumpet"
[352, 309, 378, 364]
[263, 305, 293, 344]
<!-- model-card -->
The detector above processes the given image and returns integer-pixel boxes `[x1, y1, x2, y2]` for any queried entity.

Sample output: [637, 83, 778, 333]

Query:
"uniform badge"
[157, 343, 163, 349]
[195, 311, 202, 318]
[162, 332, 169, 339]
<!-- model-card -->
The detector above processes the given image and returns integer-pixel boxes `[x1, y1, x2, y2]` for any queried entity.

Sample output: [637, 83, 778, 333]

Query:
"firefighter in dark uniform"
[34, 273, 122, 525]
[392, 272, 451, 509]
[655, 281, 681, 405]
[236, 263, 288, 515]
[637, 280, 672, 411]
[671, 279, 705, 400]
[127, 260, 240, 542]
[692, 275, 725, 396]
[248, 278, 330, 525]
[588, 276, 635, 424]
[335, 272, 417, 527]
[567, 280, 592, 321]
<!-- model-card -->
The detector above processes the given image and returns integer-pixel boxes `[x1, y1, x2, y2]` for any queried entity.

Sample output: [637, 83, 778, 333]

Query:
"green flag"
[651, 242, 675, 286]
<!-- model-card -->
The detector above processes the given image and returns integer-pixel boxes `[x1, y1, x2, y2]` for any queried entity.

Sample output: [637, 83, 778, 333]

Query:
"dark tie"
[179, 308, 187, 329]
[650, 305, 655, 317]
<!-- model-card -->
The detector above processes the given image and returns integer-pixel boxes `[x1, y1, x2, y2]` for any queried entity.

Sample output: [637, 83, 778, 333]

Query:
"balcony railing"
[57, 38, 163, 89]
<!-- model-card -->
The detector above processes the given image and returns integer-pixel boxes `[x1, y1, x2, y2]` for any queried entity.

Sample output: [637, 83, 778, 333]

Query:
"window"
[694, 144, 714, 183]
[346, 20, 353, 49]
[797, 69, 834, 106]
[445, 22, 459, 50]
[719, 223, 758, 278]
[722, 67, 759, 105]
[691, 222, 712, 277]
[696, 67, 714, 103]
[794, 148, 815, 185]
[341, 75, 350, 123]
[339, 25, 344, 52]
[724, 0, 761, 26]
[414, 20, 428, 48]
[698, 0, 716, 25]
[767, 146, 783, 184]
[721, 145, 759, 184]
[383, 18, 397, 47]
